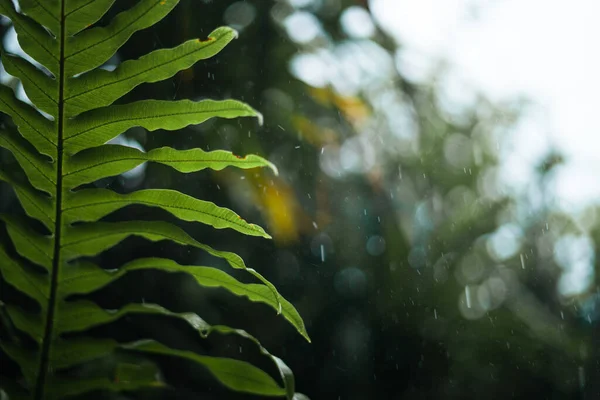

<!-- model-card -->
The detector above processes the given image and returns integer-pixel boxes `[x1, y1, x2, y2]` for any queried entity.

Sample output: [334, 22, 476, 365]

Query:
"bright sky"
[371, 0, 600, 209]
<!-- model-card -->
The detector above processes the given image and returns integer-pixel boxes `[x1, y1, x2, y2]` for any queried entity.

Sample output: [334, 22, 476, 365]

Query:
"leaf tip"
[303, 332, 312, 343]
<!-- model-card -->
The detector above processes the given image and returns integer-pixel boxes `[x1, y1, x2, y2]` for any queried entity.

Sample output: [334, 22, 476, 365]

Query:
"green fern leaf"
[0, 1, 309, 399]
[63, 144, 278, 187]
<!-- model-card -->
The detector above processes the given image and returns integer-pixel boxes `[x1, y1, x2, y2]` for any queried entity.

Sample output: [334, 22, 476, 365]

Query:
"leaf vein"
[65, 37, 220, 101]
[13, 186, 54, 223]
[65, 0, 161, 61]
[0, 96, 57, 148]
[65, 0, 95, 18]
[64, 198, 259, 232]
[32, 0, 59, 22]
[0, 136, 56, 187]
[7, 224, 52, 262]
[10, 59, 58, 105]
[65, 106, 248, 142]
[9, 13, 58, 62]
[64, 156, 256, 177]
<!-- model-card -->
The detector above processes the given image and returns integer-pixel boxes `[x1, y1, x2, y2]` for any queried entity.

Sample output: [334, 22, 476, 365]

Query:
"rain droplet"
[579, 366, 585, 389]
[465, 286, 472, 309]
[520, 253, 525, 269]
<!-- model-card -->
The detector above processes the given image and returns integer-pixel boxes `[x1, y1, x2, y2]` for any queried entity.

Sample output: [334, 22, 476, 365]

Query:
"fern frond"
[63, 144, 277, 188]
[64, 0, 177, 76]
[0, 244, 49, 304]
[2, 52, 58, 117]
[0, 169, 54, 231]
[65, 27, 236, 116]
[64, 99, 259, 153]
[125, 340, 287, 396]
[0, 85, 56, 158]
[0, 214, 53, 271]
[0, 129, 55, 195]
[58, 258, 309, 341]
[0, 0, 59, 75]
[63, 188, 273, 238]
[64, 0, 115, 36]
[0, 0, 308, 398]
[16, 1, 60, 36]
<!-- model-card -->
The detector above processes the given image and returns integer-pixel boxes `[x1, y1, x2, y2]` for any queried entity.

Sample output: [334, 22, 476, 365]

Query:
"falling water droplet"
[320, 244, 325, 263]
[520, 254, 525, 269]
[465, 286, 472, 309]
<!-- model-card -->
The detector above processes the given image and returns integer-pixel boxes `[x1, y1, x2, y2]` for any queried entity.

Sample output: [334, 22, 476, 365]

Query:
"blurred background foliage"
[1, 0, 599, 399]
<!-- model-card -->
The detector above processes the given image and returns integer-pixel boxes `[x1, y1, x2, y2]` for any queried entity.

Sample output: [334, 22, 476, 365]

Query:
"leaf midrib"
[34, 1, 66, 398]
